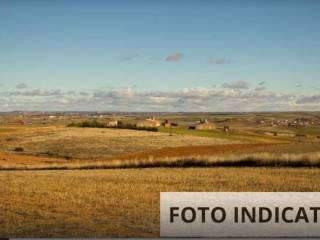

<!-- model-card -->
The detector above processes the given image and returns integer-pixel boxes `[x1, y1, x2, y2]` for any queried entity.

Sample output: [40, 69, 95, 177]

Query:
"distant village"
[257, 118, 318, 127]
[1, 112, 320, 138]
[0, 112, 221, 131]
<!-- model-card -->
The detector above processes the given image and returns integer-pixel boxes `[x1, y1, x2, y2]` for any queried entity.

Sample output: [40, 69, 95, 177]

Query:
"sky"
[0, 0, 320, 111]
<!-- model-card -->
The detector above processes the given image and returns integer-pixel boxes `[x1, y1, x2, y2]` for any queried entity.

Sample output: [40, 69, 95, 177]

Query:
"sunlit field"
[0, 112, 319, 237]
[2, 168, 320, 237]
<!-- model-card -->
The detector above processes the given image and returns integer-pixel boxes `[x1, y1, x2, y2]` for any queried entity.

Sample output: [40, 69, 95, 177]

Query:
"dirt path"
[113, 142, 320, 162]
[0, 143, 274, 167]
[113, 143, 277, 161]
[0, 152, 68, 167]
[2, 142, 317, 168]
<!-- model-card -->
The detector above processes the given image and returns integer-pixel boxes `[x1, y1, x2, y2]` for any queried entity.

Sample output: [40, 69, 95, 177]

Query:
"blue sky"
[0, 0, 320, 111]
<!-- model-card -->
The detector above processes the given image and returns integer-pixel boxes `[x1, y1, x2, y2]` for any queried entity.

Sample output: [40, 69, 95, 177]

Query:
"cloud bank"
[1, 86, 319, 112]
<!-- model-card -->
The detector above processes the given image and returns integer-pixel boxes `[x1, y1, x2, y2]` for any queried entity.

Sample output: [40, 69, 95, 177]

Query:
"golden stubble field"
[2, 168, 320, 237]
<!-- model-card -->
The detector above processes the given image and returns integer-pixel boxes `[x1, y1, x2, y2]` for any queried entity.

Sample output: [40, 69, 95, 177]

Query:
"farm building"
[163, 119, 171, 128]
[136, 117, 161, 128]
[190, 119, 216, 130]
[15, 119, 25, 125]
[195, 122, 216, 130]
[107, 120, 118, 127]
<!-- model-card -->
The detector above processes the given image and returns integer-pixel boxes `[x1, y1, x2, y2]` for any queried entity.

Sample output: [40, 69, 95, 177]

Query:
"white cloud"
[222, 81, 250, 90]
[16, 83, 29, 89]
[254, 86, 266, 91]
[297, 95, 320, 104]
[165, 52, 183, 62]
[9, 89, 62, 96]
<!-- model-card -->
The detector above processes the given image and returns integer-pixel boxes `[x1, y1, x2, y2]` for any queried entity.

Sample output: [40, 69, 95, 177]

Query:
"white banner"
[160, 192, 320, 238]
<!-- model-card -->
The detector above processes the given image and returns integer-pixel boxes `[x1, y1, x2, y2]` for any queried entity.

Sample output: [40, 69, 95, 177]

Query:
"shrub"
[45, 151, 56, 157]
[6, 137, 17, 142]
[67, 120, 106, 128]
[13, 147, 24, 152]
[67, 120, 158, 132]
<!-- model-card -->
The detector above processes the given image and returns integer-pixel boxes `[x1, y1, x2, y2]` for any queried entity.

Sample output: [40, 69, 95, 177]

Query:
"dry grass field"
[0, 125, 235, 160]
[2, 168, 320, 237]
